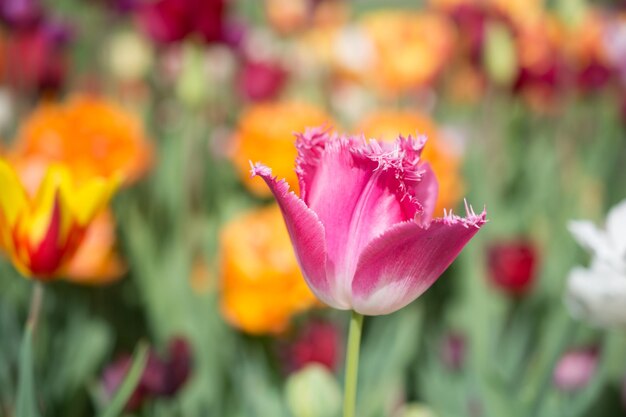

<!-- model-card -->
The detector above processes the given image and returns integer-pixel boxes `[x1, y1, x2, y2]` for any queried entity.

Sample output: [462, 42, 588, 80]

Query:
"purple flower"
[0, 0, 42, 30]
[101, 338, 192, 411]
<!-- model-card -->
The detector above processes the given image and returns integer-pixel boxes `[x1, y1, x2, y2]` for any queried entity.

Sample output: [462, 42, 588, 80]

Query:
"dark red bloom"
[160, 337, 192, 396]
[237, 59, 287, 102]
[487, 239, 538, 295]
[102, 355, 154, 411]
[135, 0, 227, 45]
[447, 4, 489, 65]
[281, 320, 341, 373]
[513, 59, 563, 97]
[3, 19, 72, 93]
[576, 60, 614, 93]
[101, 337, 192, 411]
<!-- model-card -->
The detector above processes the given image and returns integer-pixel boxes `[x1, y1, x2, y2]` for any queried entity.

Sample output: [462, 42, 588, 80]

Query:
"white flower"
[567, 263, 626, 326]
[566, 200, 626, 326]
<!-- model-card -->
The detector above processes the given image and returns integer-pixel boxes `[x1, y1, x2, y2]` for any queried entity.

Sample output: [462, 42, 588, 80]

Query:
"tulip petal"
[250, 163, 339, 308]
[411, 162, 438, 226]
[0, 159, 28, 227]
[351, 204, 486, 315]
[295, 127, 334, 201]
[28, 196, 64, 277]
[66, 175, 120, 226]
[606, 199, 626, 256]
[566, 264, 626, 327]
[298, 136, 433, 305]
[568, 220, 613, 262]
[28, 165, 70, 244]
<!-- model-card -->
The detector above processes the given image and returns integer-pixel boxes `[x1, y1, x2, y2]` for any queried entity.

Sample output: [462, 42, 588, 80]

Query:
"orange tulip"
[358, 11, 455, 95]
[220, 204, 318, 334]
[231, 101, 332, 196]
[355, 110, 464, 215]
[11, 94, 153, 184]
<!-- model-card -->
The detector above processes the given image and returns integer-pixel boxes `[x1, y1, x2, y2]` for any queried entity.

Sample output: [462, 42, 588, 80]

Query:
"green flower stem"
[343, 311, 364, 417]
[16, 282, 44, 417]
[27, 282, 44, 331]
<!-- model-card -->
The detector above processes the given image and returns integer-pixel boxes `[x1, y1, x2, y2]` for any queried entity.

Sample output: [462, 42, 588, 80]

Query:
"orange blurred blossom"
[220, 204, 319, 335]
[11, 94, 153, 185]
[231, 101, 332, 196]
[357, 11, 455, 95]
[355, 110, 464, 216]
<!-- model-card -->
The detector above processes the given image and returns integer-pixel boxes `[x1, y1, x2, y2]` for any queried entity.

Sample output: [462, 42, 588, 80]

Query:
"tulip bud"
[487, 239, 538, 296]
[285, 364, 341, 417]
[556, 0, 586, 29]
[105, 30, 154, 83]
[176, 43, 209, 108]
[553, 347, 598, 391]
[482, 21, 518, 87]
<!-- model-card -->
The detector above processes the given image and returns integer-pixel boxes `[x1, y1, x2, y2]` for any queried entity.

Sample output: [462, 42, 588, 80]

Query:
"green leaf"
[98, 341, 150, 417]
[16, 325, 41, 417]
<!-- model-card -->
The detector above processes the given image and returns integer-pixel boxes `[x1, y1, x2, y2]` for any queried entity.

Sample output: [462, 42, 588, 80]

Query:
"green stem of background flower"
[16, 281, 44, 417]
[343, 311, 364, 417]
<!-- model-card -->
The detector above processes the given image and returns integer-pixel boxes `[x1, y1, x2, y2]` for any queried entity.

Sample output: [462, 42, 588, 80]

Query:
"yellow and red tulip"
[0, 159, 119, 279]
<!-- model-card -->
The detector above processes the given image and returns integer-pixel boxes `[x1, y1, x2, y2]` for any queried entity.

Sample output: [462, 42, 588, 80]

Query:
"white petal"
[566, 265, 626, 327]
[606, 199, 626, 256]
[568, 220, 612, 260]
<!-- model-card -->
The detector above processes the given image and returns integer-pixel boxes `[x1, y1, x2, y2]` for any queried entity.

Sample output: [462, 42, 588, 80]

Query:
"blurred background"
[1, 0, 626, 416]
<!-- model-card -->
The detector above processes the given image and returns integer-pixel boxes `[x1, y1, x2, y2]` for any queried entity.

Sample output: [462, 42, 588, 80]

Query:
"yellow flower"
[355, 110, 464, 215]
[0, 159, 118, 279]
[220, 204, 318, 335]
[231, 102, 332, 196]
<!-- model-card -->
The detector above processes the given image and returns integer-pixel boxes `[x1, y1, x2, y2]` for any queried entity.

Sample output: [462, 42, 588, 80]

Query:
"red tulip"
[4, 22, 70, 93]
[487, 239, 538, 295]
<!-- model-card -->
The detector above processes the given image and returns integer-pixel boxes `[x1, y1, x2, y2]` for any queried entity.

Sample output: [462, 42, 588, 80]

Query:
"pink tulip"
[251, 127, 486, 315]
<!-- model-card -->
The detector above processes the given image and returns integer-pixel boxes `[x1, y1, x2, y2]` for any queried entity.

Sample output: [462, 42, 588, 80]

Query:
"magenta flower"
[135, 0, 227, 45]
[251, 128, 486, 315]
